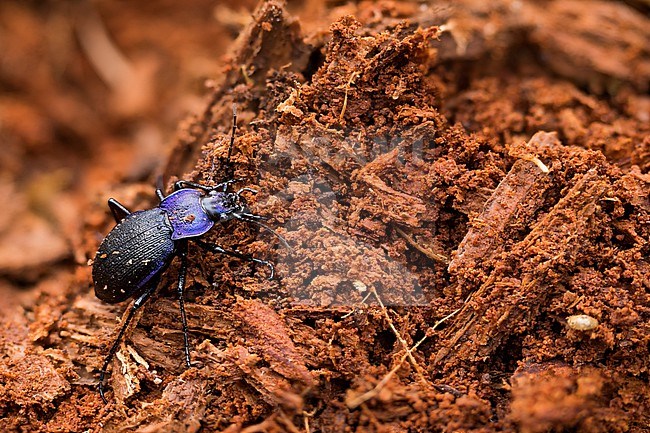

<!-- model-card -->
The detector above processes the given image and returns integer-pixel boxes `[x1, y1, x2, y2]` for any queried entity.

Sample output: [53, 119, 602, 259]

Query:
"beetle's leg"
[107, 198, 131, 223]
[194, 239, 275, 279]
[174, 179, 244, 192]
[176, 241, 192, 369]
[98, 282, 158, 403]
[214, 178, 242, 191]
[234, 214, 292, 251]
[173, 180, 212, 192]
[236, 187, 257, 196]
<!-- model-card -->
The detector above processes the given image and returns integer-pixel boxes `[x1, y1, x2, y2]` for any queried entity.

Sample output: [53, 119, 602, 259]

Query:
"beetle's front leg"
[173, 180, 213, 192]
[193, 239, 275, 279]
[173, 178, 244, 193]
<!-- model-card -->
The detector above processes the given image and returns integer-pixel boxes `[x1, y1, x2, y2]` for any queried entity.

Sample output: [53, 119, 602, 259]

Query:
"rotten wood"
[437, 168, 611, 364]
[448, 131, 558, 279]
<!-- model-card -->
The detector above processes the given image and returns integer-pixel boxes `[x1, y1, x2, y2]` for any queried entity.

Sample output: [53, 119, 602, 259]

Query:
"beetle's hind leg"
[107, 198, 131, 223]
[176, 241, 193, 369]
[194, 239, 275, 279]
[98, 282, 157, 403]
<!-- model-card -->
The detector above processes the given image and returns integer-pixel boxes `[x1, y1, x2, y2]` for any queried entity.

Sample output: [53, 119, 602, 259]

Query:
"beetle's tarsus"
[252, 258, 274, 279]
[236, 187, 258, 196]
[265, 261, 275, 280]
[98, 371, 108, 404]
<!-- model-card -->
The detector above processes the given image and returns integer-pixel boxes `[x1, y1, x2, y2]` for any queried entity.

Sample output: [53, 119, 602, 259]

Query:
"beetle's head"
[201, 189, 250, 222]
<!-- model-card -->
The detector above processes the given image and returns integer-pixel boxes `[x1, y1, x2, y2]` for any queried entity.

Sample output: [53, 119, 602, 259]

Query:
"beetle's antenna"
[227, 104, 237, 166]
[236, 214, 292, 251]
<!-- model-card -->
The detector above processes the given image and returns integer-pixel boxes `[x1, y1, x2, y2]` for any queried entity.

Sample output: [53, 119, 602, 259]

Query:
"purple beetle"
[92, 110, 287, 402]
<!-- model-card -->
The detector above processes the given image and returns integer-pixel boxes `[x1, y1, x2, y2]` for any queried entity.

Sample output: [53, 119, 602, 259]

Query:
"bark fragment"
[437, 167, 611, 364]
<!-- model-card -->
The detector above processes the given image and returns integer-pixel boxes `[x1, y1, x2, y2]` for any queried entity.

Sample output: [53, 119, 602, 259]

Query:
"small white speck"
[353, 280, 367, 293]
[567, 314, 598, 331]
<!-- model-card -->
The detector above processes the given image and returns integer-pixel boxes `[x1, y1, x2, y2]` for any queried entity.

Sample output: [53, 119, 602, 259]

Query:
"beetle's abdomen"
[93, 208, 175, 303]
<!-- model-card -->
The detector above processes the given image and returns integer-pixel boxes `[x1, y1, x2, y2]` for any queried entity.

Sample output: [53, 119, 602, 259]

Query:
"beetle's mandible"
[92, 109, 287, 402]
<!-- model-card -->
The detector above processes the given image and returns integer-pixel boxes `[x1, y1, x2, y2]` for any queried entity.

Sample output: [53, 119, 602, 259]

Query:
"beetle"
[92, 109, 287, 402]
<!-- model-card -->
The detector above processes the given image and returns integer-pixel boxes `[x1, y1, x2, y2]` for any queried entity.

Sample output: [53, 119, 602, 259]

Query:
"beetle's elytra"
[94, 207, 174, 304]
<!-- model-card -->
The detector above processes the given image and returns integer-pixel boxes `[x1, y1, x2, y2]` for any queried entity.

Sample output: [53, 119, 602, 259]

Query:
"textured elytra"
[93, 208, 175, 303]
